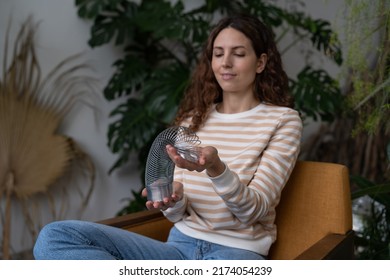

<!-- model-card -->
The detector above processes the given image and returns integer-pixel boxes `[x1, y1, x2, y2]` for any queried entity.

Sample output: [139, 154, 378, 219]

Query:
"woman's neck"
[216, 95, 260, 114]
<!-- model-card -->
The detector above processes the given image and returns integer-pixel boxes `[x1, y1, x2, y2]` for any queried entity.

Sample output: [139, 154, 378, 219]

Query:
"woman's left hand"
[166, 144, 225, 177]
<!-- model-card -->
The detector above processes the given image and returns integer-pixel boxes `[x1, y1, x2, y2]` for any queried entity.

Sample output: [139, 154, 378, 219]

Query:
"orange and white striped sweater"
[163, 103, 303, 256]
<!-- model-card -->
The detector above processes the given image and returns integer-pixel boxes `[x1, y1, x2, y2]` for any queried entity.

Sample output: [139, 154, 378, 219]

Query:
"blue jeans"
[33, 220, 265, 260]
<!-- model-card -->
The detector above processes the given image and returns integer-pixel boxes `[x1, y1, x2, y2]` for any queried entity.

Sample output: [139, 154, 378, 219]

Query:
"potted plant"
[301, 0, 390, 259]
[75, 0, 343, 213]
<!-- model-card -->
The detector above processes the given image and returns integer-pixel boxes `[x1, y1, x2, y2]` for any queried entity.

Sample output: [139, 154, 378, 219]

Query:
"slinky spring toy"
[145, 126, 201, 201]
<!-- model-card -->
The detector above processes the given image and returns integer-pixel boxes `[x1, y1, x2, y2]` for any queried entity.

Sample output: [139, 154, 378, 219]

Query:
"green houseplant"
[343, 0, 390, 259]
[75, 0, 343, 213]
[303, 0, 390, 259]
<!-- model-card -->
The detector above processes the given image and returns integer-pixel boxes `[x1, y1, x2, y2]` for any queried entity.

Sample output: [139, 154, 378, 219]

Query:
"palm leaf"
[0, 16, 97, 259]
[0, 95, 70, 197]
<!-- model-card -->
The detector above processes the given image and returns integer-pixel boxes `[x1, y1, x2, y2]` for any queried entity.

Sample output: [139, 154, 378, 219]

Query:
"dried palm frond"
[0, 16, 97, 259]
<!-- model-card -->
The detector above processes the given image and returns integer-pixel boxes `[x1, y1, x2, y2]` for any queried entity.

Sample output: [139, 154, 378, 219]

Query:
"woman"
[34, 14, 302, 260]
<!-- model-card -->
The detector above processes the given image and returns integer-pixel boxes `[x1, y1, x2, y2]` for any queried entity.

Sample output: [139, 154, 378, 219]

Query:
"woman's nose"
[222, 55, 232, 68]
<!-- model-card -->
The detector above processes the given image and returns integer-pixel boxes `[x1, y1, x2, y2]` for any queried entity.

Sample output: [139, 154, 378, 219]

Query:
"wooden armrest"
[98, 210, 173, 242]
[295, 231, 354, 260]
[99, 209, 164, 228]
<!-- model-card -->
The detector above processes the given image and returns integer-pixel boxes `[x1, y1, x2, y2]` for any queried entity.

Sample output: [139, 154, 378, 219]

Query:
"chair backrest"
[268, 161, 352, 259]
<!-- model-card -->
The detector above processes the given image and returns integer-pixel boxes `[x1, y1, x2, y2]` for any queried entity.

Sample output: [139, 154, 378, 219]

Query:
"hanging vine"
[302, 0, 390, 183]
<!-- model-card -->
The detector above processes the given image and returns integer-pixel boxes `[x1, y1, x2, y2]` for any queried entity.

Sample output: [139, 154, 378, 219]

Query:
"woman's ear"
[256, 53, 268, 74]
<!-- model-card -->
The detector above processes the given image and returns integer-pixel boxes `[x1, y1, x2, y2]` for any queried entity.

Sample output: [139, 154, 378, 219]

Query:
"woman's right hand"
[142, 181, 184, 211]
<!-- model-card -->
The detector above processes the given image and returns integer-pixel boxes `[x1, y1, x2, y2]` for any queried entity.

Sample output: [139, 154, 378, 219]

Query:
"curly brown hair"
[174, 14, 294, 131]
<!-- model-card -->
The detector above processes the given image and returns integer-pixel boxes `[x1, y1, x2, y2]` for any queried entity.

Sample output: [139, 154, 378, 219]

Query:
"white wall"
[0, 0, 345, 256]
[0, 0, 142, 255]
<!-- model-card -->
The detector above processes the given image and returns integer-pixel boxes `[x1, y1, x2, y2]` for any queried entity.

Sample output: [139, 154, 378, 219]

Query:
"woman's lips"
[221, 73, 236, 80]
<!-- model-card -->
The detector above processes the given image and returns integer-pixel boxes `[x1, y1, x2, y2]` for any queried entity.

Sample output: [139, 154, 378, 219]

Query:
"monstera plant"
[75, 0, 344, 213]
[0, 17, 96, 259]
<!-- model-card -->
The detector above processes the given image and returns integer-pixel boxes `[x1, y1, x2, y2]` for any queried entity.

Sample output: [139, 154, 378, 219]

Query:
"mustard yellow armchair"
[99, 161, 354, 260]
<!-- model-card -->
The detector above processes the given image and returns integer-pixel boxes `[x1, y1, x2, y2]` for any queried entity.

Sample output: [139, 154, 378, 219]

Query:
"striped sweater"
[163, 103, 303, 256]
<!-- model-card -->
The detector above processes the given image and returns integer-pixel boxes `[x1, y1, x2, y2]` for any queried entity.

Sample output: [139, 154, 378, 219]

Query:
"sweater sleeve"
[209, 109, 302, 225]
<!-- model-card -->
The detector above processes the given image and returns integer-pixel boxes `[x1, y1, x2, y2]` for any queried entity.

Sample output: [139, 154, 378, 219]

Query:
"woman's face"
[212, 27, 266, 97]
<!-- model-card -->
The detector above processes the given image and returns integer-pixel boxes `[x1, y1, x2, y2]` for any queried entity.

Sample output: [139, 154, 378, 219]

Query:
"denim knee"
[34, 222, 53, 259]
[33, 220, 78, 260]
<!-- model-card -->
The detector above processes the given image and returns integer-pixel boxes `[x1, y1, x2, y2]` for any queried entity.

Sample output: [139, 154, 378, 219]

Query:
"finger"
[171, 194, 179, 202]
[166, 145, 180, 161]
[153, 201, 164, 209]
[167, 145, 196, 168]
[198, 157, 206, 165]
[145, 201, 154, 210]
[162, 197, 175, 209]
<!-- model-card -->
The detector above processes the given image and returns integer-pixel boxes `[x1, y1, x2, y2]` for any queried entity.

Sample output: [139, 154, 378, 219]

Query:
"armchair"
[99, 161, 354, 260]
